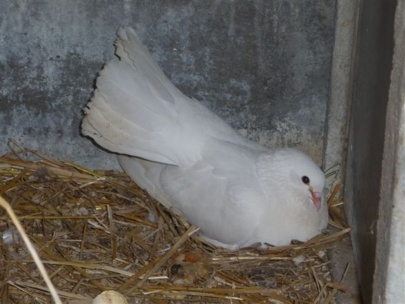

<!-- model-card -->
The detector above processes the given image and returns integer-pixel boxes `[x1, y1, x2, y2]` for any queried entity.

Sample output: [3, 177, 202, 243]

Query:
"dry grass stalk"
[0, 143, 350, 303]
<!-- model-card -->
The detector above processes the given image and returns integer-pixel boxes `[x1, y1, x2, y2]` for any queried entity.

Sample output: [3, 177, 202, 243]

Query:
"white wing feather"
[118, 140, 267, 247]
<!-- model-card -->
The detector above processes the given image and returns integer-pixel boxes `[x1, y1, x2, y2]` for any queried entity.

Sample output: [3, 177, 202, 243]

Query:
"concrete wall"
[324, 1, 361, 302]
[373, 1, 405, 302]
[344, 0, 397, 303]
[0, 0, 335, 169]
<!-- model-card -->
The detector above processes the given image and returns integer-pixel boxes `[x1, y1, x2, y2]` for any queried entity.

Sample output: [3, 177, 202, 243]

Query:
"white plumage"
[82, 27, 328, 249]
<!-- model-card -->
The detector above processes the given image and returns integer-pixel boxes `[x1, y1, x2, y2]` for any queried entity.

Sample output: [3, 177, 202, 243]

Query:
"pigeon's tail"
[82, 27, 262, 165]
[82, 27, 197, 165]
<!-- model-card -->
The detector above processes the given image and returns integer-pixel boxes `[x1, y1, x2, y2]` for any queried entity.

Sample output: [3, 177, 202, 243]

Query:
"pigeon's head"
[259, 149, 326, 211]
[285, 150, 325, 211]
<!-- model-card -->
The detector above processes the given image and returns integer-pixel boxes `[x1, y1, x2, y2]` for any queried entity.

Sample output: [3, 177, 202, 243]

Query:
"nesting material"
[0, 143, 350, 303]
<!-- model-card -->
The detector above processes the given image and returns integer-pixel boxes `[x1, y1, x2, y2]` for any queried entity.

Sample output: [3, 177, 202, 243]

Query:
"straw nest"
[0, 142, 350, 303]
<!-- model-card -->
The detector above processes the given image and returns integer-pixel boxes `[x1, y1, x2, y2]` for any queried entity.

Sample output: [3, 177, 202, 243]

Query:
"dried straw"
[0, 141, 350, 303]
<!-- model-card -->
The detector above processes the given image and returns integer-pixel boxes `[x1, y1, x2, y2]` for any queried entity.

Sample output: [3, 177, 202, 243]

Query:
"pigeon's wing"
[82, 27, 257, 166]
[119, 141, 267, 248]
[162, 166, 266, 247]
[117, 155, 174, 209]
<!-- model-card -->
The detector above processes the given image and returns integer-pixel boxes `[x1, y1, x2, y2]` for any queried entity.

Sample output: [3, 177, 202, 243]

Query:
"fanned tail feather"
[82, 27, 258, 165]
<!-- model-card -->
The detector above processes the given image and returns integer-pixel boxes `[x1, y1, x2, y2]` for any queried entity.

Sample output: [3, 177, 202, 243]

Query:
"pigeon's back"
[82, 27, 261, 166]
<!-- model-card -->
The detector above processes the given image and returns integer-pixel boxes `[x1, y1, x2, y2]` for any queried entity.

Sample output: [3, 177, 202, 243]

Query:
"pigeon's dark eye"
[302, 176, 310, 184]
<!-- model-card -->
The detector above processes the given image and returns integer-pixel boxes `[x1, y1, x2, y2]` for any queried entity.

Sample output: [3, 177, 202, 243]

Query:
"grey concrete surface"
[325, 2, 361, 302]
[0, 0, 335, 169]
[373, 0, 405, 302]
[323, 0, 358, 193]
[344, 0, 397, 303]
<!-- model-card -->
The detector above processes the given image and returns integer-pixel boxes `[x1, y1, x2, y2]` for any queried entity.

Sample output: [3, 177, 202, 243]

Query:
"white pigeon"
[82, 27, 328, 249]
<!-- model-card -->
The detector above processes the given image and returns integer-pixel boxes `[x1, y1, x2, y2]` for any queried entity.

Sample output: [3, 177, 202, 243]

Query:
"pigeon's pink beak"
[310, 189, 322, 211]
